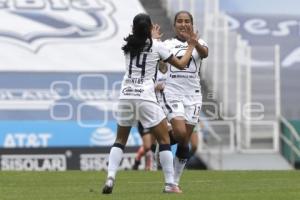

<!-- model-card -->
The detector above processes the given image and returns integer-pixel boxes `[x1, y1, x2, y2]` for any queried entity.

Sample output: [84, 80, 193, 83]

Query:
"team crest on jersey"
[0, 0, 117, 52]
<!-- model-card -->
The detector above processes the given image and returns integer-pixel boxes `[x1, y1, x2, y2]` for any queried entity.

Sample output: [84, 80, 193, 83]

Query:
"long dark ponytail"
[122, 13, 153, 57]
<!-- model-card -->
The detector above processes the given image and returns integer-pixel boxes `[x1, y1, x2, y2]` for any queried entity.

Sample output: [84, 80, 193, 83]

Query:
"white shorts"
[161, 93, 202, 125]
[115, 99, 166, 129]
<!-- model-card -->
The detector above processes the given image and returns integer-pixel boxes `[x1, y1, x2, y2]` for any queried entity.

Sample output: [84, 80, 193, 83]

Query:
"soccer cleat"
[132, 159, 141, 170]
[102, 177, 115, 194]
[163, 183, 183, 194]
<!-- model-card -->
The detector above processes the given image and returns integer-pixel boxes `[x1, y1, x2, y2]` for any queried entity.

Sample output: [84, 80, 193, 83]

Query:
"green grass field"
[0, 170, 300, 200]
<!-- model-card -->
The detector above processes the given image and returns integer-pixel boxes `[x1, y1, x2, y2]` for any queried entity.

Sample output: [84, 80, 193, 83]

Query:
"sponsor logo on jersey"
[122, 87, 144, 96]
[175, 44, 188, 48]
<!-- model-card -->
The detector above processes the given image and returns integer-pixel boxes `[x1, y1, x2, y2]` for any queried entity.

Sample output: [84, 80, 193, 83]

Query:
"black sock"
[150, 144, 156, 153]
[112, 143, 125, 151]
[159, 144, 171, 152]
[176, 145, 190, 159]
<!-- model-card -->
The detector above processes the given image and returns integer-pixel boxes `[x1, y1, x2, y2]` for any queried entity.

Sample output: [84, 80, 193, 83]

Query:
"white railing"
[237, 45, 280, 152]
[195, 120, 235, 170]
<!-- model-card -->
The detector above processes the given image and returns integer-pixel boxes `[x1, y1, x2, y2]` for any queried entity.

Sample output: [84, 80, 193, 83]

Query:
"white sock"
[159, 150, 174, 184]
[107, 147, 123, 179]
[174, 156, 188, 186]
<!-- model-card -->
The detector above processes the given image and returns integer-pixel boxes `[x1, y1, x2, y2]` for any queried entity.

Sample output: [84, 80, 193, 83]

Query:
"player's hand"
[189, 30, 199, 45]
[151, 24, 164, 40]
[182, 25, 198, 46]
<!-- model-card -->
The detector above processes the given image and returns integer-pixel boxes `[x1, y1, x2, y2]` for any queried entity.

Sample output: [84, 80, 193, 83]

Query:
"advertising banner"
[0, 72, 141, 148]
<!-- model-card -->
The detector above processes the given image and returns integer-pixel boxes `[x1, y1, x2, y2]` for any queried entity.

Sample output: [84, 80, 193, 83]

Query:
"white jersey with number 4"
[163, 38, 208, 96]
[119, 39, 172, 102]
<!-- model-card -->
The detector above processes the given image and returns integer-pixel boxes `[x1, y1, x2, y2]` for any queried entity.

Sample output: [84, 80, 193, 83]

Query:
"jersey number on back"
[129, 53, 148, 78]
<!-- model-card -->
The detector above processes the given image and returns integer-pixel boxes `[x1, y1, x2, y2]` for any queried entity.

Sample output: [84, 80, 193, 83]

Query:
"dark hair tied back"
[122, 13, 153, 57]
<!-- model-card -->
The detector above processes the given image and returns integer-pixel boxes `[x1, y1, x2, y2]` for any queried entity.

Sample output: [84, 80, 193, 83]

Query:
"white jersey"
[163, 37, 208, 96]
[119, 39, 172, 102]
[155, 69, 167, 86]
[155, 69, 168, 101]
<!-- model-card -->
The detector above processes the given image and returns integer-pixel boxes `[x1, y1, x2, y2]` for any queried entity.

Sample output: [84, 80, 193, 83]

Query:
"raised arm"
[188, 26, 208, 58]
[195, 40, 208, 59]
[166, 45, 194, 69]
[166, 27, 197, 69]
[151, 24, 163, 40]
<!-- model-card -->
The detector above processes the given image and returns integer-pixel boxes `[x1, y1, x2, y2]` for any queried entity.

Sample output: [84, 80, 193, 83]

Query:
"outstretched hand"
[181, 25, 199, 46]
[151, 24, 164, 40]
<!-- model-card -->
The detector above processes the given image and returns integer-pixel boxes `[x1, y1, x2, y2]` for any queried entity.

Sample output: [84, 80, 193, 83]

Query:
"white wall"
[0, 0, 145, 72]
